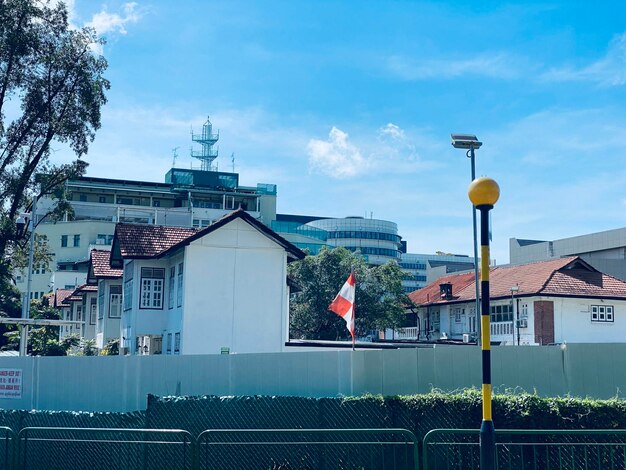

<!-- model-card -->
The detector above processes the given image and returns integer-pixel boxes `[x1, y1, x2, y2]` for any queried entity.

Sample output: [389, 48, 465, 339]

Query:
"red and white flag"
[328, 272, 356, 343]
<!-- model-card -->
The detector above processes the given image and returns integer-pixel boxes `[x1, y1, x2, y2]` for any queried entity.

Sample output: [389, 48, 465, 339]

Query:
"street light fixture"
[451, 133, 482, 343]
[468, 176, 500, 470]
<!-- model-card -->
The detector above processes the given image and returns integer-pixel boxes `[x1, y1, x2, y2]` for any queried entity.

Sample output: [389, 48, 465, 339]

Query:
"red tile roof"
[53, 289, 74, 308]
[408, 257, 626, 306]
[111, 209, 305, 267]
[74, 284, 98, 294]
[90, 249, 122, 279]
[114, 224, 197, 259]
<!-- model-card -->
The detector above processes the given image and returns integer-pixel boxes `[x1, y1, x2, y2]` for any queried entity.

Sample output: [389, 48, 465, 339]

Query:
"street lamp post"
[452, 134, 482, 343]
[468, 176, 500, 470]
[19, 195, 39, 356]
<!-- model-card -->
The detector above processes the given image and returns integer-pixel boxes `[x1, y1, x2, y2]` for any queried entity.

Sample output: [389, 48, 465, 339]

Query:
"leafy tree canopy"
[0, 0, 109, 289]
[288, 247, 412, 341]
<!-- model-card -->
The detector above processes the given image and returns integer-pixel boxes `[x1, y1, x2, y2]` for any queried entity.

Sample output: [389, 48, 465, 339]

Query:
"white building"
[109, 209, 305, 355]
[510, 227, 626, 281]
[404, 257, 626, 345]
[86, 250, 123, 349]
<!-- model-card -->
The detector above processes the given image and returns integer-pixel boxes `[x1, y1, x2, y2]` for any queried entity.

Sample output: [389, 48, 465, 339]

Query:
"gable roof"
[408, 256, 626, 306]
[53, 289, 74, 308]
[89, 249, 123, 280]
[111, 209, 305, 268]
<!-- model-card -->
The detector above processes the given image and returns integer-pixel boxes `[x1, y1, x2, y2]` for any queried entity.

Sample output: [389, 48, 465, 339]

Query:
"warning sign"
[0, 369, 22, 399]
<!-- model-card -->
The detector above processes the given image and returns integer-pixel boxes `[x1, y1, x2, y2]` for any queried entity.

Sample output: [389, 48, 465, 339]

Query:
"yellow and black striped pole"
[468, 176, 500, 470]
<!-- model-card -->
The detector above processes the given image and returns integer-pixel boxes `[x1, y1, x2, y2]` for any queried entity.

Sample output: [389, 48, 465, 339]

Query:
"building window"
[123, 279, 133, 311]
[174, 332, 180, 354]
[167, 333, 172, 354]
[73, 234, 80, 247]
[140, 267, 165, 309]
[76, 304, 82, 321]
[110, 285, 122, 318]
[153, 200, 161, 207]
[168, 267, 175, 309]
[591, 305, 614, 323]
[79, 194, 87, 202]
[61, 235, 68, 247]
[90, 298, 97, 325]
[98, 287, 105, 320]
[177, 263, 183, 307]
[99, 196, 107, 203]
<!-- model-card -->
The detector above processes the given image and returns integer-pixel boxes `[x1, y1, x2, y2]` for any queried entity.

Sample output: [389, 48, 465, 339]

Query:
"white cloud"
[86, 2, 142, 36]
[542, 32, 626, 86]
[378, 123, 404, 140]
[307, 124, 443, 179]
[387, 53, 523, 81]
[307, 127, 367, 178]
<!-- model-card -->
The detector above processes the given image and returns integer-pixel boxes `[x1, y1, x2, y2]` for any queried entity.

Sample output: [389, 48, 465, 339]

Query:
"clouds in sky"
[387, 53, 523, 81]
[307, 127, 366, 178]
[307, 123, 440, 179]
[86, 2, 142, 36]
[542, 32, 626, 86]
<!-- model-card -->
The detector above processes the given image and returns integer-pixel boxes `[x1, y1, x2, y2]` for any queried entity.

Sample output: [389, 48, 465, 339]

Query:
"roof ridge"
[534, 256, 581, 294]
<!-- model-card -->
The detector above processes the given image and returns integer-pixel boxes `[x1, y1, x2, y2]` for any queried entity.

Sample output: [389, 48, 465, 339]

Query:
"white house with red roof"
[406, 257, 626, 345]
[87, 249, 123, 349]
[109, 209, 305, 355]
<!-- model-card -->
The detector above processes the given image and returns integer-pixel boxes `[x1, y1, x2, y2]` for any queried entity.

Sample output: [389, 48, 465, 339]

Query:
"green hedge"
[146, 390, 626, 442]
[2, 391, 625, 441]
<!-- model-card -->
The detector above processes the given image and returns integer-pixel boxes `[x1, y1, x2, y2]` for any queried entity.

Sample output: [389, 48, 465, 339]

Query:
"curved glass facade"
[306, 217, 402, 265]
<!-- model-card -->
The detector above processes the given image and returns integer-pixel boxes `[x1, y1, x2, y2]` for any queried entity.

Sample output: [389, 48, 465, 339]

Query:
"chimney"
[439, 283, 453, 299]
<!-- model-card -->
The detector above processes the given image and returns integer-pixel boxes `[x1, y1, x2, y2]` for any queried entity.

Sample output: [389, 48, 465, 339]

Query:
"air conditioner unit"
[517, 319, 528, 328]
[462, 333, 470, 343]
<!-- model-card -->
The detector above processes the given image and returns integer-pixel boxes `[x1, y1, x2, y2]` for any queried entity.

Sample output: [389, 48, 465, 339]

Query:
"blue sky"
[56, 1, 626, 264]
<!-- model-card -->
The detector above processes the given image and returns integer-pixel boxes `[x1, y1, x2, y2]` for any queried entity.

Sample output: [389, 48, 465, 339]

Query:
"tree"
[3, 298, 77, 355]
[288, 247, 411, 341]
[100, 338, 119, 356]
[0, 0, 109, 286]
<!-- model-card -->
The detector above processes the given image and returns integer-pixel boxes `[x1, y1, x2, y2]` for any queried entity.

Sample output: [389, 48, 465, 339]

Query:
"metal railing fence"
[16, 427, 194, 470]
[423, 429, 626, 470]
[0, 427, 15, 470]
[0, 426, 417, 470]
[197, 428, 419, 470]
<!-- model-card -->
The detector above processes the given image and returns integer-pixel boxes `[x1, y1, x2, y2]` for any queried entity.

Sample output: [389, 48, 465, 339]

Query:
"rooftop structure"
[510, 227, 626, 282]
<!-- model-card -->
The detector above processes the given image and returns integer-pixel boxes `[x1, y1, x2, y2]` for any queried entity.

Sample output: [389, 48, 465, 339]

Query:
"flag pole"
[351, 266, 356, 351]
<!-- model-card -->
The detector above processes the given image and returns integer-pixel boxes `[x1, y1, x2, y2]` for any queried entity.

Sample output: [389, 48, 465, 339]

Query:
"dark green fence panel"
[16, 427, 194, 470]
[423, 429, 626, 470]
[197, 428, 419, 470]
[0, 428, 15, 470]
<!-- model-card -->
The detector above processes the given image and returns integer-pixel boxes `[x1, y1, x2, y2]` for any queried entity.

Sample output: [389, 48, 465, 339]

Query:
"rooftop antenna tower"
[231, 152, 235, 173]
[171, 147, 180, 167]
[191, 116, 219, 171]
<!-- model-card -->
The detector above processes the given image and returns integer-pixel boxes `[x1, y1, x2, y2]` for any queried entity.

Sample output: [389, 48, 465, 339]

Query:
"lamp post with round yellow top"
[468, 176, 500, 470]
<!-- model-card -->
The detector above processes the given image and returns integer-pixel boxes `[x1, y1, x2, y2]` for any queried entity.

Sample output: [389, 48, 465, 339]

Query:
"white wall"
[182, 218, 288, 355]
[552, 297, 626, 343]
[2, 344, 626, 412]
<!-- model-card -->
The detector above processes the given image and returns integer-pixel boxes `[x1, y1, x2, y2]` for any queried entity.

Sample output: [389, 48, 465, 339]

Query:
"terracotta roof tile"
[111, 210, 305, 266]
[409, 256, 626, 306]
[90, 250, 122, 278]
[114, 224, 197, 258]
[54, 289, 74, 308]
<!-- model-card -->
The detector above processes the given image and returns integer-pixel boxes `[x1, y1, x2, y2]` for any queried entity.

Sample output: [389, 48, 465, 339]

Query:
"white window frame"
[140, 267, 165, 309]
[168, 267, 175, 309]
[174, 332, 180, 354]
[89, 298, 97, 325]
[591, 305, 614, 323]
[109, 285, 122, 318]
[177, 263, 183, 308]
